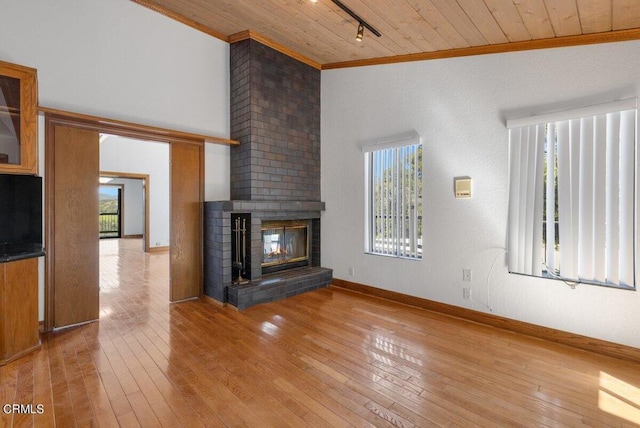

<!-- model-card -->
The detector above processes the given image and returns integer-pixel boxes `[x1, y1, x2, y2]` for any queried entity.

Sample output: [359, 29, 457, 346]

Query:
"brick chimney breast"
[230, 39, 321, 202]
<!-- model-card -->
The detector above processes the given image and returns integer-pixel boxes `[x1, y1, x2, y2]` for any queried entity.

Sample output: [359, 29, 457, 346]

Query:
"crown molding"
[323, 28, 640, 69]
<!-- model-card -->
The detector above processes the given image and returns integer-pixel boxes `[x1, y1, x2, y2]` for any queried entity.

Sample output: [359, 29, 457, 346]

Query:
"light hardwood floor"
[1, 238, 639, 427]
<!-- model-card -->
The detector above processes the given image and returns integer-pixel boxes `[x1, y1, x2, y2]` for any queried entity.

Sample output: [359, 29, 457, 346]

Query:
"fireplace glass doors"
[262, 220, 309, 273]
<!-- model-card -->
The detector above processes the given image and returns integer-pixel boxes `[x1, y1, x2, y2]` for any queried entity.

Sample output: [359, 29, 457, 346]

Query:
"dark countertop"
[0, 243, 45, 263]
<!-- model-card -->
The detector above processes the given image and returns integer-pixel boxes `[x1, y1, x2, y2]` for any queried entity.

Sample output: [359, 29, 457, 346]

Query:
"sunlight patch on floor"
[598, 371, 640, 424]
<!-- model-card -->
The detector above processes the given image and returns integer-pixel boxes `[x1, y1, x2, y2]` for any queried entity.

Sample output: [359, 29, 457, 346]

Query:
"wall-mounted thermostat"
[454, 177, 472, 198]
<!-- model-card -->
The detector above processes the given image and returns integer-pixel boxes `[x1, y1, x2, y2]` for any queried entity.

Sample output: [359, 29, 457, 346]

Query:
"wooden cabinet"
[0, 60, 38, 174]
[0, 258, 40, 365]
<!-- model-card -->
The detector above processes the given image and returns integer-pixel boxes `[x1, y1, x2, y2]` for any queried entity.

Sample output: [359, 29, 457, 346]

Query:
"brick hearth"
[204, 200, 326, 307]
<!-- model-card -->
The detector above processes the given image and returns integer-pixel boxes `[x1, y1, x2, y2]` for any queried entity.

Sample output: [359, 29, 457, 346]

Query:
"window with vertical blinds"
[507, 99, 637, 288]
[363, 132, 422, 259]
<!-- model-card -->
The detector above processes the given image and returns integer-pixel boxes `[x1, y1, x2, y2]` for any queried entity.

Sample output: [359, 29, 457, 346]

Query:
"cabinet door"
[0, 258, 39, 364]
[0, 60, 37, 174]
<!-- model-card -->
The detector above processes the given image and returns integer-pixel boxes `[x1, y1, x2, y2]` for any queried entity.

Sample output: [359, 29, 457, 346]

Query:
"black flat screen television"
[0, 173, 42, 245]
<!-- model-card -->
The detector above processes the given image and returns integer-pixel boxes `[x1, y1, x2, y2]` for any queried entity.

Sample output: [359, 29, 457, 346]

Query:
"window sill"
[510, 270, 636, 291]
[364, 251, 422, 261]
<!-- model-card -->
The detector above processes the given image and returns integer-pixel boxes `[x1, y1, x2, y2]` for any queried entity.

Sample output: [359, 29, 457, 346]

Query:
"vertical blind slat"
[556, 121, 572, 279]
[524, 127, 535, 273]
[619, 109, 635, 286]
[605, 112, 620, 284]
[508, 128, 523, 273]
[518, 127, 531, 272]
[545, 123, 556, 272]
[593, 115, 607, 283]
[578, 117, 594, 280]
[567, 119, 581, 280]
[532, 125, 545, 276]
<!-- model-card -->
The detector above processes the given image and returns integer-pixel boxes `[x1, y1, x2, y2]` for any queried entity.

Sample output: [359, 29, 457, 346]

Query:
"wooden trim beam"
[229, 30, 322, 70]
[323, 28, 640, 69]
[38, 107, 238, 146]
[100, 171, 150, 180]
[130, 0, 228, 41]
[331, 279, 640, 364]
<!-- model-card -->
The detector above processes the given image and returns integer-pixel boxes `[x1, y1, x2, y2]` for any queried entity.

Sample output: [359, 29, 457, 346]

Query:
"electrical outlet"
[348, 267, 355, 276]
[463, 288, 472, 300]
[463, 269, 472, 282]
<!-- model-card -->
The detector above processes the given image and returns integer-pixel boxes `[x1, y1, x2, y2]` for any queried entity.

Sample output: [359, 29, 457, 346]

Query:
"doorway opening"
[98, 135, 170, 322]
[44, 111, 207, 331]
[99, 182, 122, 239]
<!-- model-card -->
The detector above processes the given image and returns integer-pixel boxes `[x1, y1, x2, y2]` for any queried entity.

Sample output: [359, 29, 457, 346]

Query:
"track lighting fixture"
[330, 0, 381, 42]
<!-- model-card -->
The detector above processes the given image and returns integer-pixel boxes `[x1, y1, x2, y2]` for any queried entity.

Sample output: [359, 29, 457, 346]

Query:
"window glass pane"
[367, 143, 422, 259]
[0, 75, 21, 165]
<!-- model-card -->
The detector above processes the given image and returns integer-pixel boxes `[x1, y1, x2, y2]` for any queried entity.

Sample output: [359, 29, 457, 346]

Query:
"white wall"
[100, 136, 169, 247]
[107, 178, 144, 236]
[0, 0, 231, 201]
[0, 0, 229, 137]
[0, 0, 232, 320]
[322, 40, 640, 348]
[205, 143, 231, 201]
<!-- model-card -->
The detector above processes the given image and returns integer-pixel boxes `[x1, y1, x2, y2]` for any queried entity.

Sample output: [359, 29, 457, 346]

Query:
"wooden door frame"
[100, 171, 151, 251]
[42, 108, 224, 332]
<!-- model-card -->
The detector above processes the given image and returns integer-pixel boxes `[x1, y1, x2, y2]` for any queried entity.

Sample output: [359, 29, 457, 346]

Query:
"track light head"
[356, 23, 364, 42]
[331, 0, 381, 40]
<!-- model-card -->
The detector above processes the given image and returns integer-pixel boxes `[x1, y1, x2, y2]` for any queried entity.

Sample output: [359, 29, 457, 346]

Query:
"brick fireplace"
[203, 38, 331, 309]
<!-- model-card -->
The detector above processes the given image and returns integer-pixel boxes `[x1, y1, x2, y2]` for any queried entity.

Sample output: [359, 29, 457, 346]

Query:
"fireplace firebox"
[204, 200, 330, 308]
[262, 220, 310, 274]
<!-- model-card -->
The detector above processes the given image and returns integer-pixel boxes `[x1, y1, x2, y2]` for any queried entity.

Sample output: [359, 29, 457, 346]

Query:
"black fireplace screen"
[262, 221, 309, 267]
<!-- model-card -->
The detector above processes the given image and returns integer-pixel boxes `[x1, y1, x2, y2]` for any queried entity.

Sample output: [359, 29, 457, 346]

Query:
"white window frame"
[363, 131, 422, 260]
[507, 98, 638, 289]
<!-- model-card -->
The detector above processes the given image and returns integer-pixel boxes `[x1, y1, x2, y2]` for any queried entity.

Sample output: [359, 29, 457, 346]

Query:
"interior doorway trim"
[100, 171, 151, 252]
[43, 109, 208, 332]
[39, 106, 238, 146]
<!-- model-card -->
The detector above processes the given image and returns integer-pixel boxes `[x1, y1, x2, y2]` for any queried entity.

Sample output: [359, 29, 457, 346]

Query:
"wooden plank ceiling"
[133, 0, 640, 68]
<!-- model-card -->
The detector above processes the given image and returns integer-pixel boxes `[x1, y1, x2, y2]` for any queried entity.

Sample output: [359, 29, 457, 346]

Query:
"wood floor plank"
[11, 356, 35, 428]
[31, 347, 54, 428]
[4, 239, 640, 427]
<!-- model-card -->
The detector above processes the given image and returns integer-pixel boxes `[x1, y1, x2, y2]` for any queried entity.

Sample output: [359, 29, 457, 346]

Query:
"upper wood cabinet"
[0, 60, 38, 174]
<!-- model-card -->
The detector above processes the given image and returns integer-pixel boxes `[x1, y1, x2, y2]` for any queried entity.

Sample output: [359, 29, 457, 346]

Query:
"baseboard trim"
[331, 279, 640, 364]
[149, 246, 169, 253]
[170, 296, 199, 304]
[202, 294, 226, 307]
[0, 342, 42, 367]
